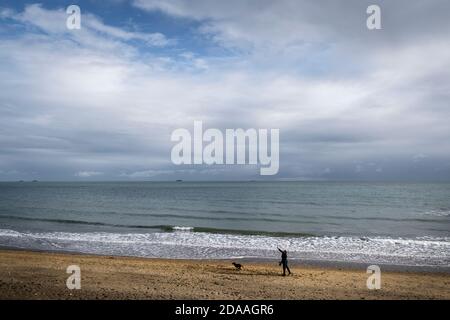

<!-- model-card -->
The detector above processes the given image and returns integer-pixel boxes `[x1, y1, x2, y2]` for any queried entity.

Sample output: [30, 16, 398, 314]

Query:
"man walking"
[277, 247, 291, 276]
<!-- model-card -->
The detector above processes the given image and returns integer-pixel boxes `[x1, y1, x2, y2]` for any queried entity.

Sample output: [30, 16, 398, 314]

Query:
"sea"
[0, 181, 449, 270]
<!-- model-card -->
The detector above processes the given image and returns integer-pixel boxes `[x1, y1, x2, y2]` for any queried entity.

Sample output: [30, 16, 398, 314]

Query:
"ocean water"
[0, 181, 449, 269]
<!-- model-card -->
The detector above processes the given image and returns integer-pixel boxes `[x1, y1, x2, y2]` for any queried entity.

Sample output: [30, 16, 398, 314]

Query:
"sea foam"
[0, 228, 448, 268]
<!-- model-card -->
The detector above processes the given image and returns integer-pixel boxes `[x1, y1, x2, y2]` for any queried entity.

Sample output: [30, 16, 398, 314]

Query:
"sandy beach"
[0, 249, 448, 300]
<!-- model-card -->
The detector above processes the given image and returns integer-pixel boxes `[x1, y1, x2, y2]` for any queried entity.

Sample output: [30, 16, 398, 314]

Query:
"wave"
[1, 212, 251, 223]
[2, 210, 446, 235]
[421, 209, 450, 217]
[326, 215, 450, 223]
[0, 215, 160, 229]
[0, 228, 448, 268]
[172, 226, 194, 231]
[0, 215, 315, 237]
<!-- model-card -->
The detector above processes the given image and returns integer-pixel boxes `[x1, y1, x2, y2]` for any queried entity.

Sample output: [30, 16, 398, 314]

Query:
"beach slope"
[0, 250, 448, 299]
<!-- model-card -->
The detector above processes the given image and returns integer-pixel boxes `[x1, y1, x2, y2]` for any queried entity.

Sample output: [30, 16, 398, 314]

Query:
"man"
[277, 247, 291, 276]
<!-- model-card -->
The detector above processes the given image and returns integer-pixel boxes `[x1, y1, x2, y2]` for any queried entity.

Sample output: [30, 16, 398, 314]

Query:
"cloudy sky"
[0, 0, 449, 181]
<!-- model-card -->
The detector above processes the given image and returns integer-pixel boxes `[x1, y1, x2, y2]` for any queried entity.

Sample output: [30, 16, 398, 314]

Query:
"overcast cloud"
[0, 0, 449, 181]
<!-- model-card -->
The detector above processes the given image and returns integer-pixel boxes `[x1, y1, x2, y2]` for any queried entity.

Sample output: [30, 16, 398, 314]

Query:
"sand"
[0, 249, 448, 300]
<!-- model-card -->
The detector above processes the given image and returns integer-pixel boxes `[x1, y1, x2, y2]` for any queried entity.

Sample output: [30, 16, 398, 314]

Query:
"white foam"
[422, 209, 450, 217]
[0, 228, 448, 267]
[172, 226, 194, 232]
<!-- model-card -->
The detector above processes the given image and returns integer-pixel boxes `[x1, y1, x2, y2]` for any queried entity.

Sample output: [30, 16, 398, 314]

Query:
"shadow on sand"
[209, 265, 284, 277]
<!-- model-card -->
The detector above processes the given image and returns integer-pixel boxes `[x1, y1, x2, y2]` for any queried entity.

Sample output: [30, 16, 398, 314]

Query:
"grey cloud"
[0, 3, 450, 181]
[133, 0, 450, 48]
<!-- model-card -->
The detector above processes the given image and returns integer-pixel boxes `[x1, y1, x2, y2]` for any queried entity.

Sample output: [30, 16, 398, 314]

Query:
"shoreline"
[1, 249, 449, 300]
[1, 245, 449, 274]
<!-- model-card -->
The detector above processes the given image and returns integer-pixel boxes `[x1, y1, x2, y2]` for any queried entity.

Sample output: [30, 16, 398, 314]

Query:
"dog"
[232, 262, 243, 270]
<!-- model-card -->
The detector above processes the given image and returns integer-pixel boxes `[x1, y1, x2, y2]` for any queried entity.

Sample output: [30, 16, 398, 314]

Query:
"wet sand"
[0, 249, 448, 299]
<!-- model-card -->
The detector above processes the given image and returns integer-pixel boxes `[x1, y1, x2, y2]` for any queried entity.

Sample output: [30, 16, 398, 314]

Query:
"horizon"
[3, 179, 450, 183]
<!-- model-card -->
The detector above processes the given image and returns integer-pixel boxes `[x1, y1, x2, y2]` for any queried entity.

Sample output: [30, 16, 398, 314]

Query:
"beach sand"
[0, 249, 448, 300]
